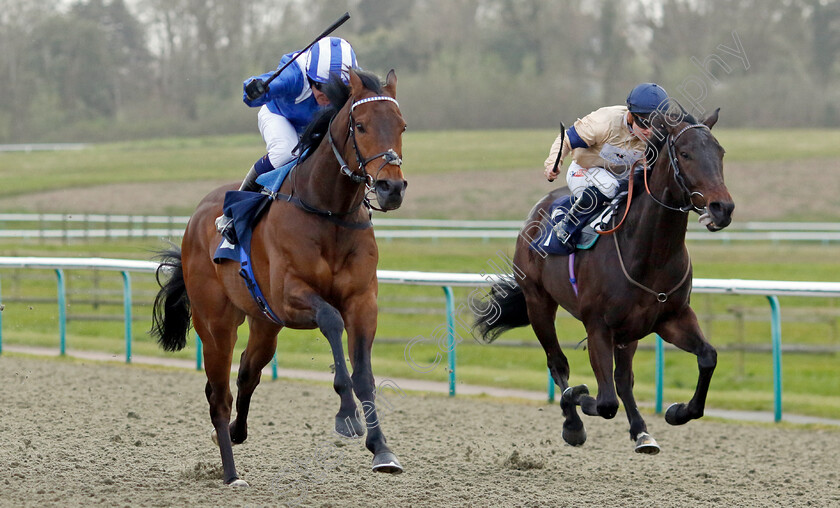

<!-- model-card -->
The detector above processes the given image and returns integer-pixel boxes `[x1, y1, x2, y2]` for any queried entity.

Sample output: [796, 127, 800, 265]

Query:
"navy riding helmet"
[626, 83, 669, 114]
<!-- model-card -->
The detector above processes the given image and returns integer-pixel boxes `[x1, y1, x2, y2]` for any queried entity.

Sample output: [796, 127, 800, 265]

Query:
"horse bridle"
[645, 123, 710, 214]
[327, 95, 403, 212]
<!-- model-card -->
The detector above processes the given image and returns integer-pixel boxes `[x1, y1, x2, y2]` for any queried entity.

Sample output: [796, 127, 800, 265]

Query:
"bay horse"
[475, 108, 734, 453]
[151, 69, 407, 486]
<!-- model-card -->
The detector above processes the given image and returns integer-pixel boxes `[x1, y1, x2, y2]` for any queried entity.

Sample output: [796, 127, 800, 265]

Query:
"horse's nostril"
[376, 180, 392, 193]
[709, 201, 734, 217]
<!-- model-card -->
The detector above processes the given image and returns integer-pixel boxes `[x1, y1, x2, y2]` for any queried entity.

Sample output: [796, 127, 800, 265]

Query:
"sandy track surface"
[2, 355, 839, 507]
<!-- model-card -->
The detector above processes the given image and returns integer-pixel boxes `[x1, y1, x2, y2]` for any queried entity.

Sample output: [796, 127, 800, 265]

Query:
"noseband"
[646, 123, 710, 214]
[328, 95, 403, 212]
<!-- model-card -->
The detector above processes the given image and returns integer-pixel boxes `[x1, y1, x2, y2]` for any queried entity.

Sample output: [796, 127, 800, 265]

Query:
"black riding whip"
[550, 121, 566, 178]
[245, 12, 351, 100]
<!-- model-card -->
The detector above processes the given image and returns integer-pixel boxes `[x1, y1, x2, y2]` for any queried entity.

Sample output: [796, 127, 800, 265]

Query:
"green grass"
[4, 128, 840, 199]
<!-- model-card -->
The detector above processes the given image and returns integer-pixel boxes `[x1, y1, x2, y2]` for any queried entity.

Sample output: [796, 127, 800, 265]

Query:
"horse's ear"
[384, 69, 397, 98]
[349, 68, 364, 97]
[702, 108, 721, 129]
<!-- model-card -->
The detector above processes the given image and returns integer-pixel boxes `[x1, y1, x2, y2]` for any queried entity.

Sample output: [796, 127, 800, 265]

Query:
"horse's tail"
[473, 279, 530, 344]
[150, 247, 191, 352]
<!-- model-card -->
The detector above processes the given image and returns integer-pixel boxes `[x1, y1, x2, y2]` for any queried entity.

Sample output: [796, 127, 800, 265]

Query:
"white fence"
[2, 214, 840, 242]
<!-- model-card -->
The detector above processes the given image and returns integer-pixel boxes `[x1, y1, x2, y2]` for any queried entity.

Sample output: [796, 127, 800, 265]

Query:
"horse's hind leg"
[522, 290, 584, 445]
[614, 342, 660, 454]
[524, 290, 572, 392]
[656, 308, 717, 426]
[230, 317, 281, 445]
[193, 307, 246, 486]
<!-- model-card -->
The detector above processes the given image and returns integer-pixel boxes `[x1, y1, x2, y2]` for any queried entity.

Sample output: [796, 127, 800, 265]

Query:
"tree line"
[0, 0, 837, 142]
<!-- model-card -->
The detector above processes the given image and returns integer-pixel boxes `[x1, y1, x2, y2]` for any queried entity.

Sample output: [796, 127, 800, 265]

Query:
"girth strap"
[271, 192, 373, 230]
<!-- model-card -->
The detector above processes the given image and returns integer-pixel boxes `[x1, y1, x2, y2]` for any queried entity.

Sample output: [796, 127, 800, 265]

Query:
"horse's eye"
[680, 151, 691, 160]
[355, 122, 366, 133]
[403, 124, 407, 132]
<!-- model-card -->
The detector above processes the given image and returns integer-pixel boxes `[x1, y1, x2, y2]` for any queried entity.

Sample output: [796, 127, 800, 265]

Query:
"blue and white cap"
[305, 37, 357, 84]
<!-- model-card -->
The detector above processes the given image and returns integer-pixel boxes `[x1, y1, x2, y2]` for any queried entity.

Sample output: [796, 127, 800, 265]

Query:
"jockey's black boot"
[554, 187, 610, 246]
[238, 165, 260, 193]
[215, 165, 261, 242]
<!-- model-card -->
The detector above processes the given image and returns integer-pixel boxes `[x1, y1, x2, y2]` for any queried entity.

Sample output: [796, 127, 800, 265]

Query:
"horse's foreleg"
[310, 297, 362, 439]
[614, 342, 659, 454]
[343, 296, 403, 474]
[230, 317, 281, 445]
[656, 308, 717, 426]
[579, 324, 619, 419]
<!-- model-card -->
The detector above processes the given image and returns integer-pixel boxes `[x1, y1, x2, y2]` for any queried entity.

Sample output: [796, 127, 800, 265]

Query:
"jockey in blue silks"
[544, 82, 670, 246]
[216, 37, 358, 235]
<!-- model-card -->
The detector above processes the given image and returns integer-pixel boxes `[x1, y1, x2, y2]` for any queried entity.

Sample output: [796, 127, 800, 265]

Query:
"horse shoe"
[634, 432, 661, 455]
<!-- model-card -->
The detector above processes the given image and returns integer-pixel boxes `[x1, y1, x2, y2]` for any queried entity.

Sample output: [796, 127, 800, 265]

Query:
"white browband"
[351, 96, 400, 111]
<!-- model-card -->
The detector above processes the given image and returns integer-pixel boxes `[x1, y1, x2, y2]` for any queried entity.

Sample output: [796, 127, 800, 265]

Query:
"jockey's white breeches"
[258, 105, 299, 169]
[566, 161, 621, 199]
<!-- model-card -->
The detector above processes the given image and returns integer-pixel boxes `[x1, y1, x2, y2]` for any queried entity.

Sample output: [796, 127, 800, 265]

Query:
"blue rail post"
[196, 334, 203, 371]
[443, 286, 456, 397]
[547, 369, 555, 403]
[655, 334, 664, 414]
[55, 269, 66, 356]
[767, 295, 783, 422]
[121, 271, 132, 363]
[272, 352, 278, 380]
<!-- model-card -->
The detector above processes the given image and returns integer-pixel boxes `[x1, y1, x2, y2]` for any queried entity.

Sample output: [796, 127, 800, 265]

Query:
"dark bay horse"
[151, 69, 407, 486]
[476, 109, 734, 453]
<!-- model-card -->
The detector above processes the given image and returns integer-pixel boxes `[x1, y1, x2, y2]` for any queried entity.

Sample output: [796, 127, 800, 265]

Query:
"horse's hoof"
[665, 403, 690, 426]
[372, 452, 403, 474]
[634, 432, 661, 455]
[562, 423, 587, 447]
[226, 478, 249, 488]
[335, 415, 365, 439]
[562, 427, 587, 446]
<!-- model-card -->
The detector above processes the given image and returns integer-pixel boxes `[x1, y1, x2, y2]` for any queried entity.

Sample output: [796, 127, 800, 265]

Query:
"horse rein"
[602, 125, 705, 302]
[328, 95, 403, 212]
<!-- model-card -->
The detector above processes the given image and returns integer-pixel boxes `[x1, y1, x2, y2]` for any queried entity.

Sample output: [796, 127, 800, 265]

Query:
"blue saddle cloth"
[212, 191, 283, 324]
[255, 155, 301, 193]
[529, 195, 603, 256]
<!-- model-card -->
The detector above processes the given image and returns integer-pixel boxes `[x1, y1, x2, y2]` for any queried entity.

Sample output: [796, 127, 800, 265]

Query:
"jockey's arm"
[242, 65, 301, 108]
[544, 130, 572, 181]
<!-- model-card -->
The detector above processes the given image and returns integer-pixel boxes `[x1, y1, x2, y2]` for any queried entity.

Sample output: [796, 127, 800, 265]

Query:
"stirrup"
[554, 223, 574, 245]
[215, 214, 232, 233]
[215, 215, 236, 243]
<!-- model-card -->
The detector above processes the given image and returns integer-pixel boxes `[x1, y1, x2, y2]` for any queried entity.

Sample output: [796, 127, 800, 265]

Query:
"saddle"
[529, 189, 628, 256]
[209, 158, 301, 324]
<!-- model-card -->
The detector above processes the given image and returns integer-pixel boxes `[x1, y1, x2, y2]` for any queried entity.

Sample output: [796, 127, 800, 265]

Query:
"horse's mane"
[295, 70, 385, 164]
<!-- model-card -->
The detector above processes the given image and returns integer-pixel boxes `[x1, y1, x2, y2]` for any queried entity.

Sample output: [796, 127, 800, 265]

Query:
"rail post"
[196, 334, 203, 371]
[121, 271, 132, 363]
[655, 334, 665, 414]
[443, 286, 456, 397]
[56, 269, 66, 355]
[767, 295, 783, 422]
